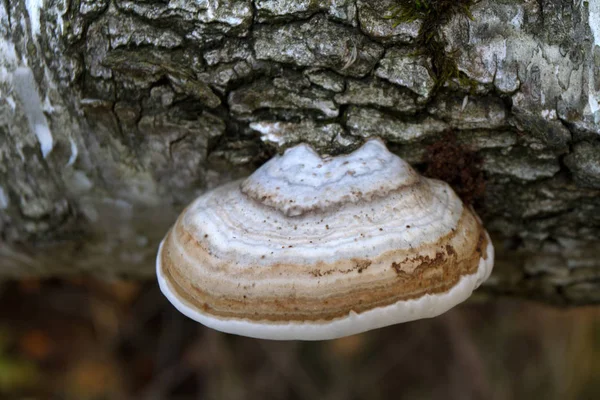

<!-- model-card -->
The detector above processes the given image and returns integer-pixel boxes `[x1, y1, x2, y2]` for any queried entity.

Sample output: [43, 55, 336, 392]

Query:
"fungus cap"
[157, 138, 494, 340]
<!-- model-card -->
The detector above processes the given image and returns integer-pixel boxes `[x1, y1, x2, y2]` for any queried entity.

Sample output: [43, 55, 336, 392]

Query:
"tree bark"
[1, 0, 599, 305]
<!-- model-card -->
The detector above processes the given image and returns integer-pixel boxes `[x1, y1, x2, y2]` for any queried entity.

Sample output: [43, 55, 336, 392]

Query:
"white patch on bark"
[590, 0, 600, 48]
[25, 0, 43, 36]
[6, 96, 16, 110]
[66, 138, 78, 166]
[0, 35, 18, 110]
[461, 95, 469, 111]
[510, 7, 524, 29]
[588, 0, 600, 120]
[0, 36, 18, 83]
[541, 109, 557, 120]
[54, 0, 66, 35]
[12, 66, 54, 158]
[206, 0, 216, 19]
[71, 171, 93, 191]
[0, 186, 9, 209]
[43, 95, 56, 112]
[250, 121, 285, 144]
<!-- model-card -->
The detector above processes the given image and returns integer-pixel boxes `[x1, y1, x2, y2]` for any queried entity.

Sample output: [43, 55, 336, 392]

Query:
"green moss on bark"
[388, 0, 476, 90]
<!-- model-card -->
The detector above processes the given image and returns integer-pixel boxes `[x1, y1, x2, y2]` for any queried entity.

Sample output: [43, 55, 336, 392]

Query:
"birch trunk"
[1, 0, 599, 304]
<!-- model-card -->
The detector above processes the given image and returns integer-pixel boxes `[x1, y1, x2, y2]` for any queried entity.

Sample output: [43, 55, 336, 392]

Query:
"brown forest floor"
[0, 278, 598, 400]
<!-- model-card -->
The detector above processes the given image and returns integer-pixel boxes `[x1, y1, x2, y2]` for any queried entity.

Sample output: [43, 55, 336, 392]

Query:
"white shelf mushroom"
[156, 138, 494, 340]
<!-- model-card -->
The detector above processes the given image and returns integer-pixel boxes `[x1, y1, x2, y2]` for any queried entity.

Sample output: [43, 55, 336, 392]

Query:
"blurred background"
[0, 278, 598, 400]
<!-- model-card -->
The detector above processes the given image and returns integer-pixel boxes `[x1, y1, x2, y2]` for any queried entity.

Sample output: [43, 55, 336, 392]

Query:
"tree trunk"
[1, 0, 599, 305]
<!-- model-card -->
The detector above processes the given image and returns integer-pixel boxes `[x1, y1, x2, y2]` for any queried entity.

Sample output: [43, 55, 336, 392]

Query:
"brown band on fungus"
[160, 208, 488, 323]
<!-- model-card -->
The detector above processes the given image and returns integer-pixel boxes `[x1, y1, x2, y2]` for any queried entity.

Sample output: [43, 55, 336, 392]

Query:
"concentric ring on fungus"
[157, 138, 494, 340]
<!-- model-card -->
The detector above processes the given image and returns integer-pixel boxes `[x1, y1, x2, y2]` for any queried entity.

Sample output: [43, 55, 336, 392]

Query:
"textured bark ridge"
[1, 1, 599, 304]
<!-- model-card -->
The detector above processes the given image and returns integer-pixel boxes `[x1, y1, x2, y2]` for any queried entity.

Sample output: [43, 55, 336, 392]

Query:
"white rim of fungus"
[157, 232, 494, 341]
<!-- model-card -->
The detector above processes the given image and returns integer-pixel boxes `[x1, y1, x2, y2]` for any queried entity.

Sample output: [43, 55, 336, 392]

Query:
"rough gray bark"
[1, 0, 599, 304]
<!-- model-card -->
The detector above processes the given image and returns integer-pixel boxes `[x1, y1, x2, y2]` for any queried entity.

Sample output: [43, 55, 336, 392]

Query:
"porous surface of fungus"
[157, 139, 493, 340]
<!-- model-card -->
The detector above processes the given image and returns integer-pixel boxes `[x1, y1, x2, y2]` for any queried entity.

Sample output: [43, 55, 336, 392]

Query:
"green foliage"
[387, 0, 476, 91]
[0, 327, 39, 393]
[388, 0, 432, 24]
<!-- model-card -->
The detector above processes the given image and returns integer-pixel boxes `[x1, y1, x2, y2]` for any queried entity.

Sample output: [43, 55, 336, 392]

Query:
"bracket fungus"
[156, 138, 494, 340]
